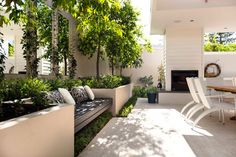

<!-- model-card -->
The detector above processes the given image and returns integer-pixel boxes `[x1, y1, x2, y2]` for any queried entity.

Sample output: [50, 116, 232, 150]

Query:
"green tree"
[8, 43, 14, 56]
[106, 0, 151, 75]
[21, 0, 39, 77]
[204, 32, 236, 52]
[77, 0, 122, 78]
[37, 2, 70, 76]
[207, 32, 236, 44]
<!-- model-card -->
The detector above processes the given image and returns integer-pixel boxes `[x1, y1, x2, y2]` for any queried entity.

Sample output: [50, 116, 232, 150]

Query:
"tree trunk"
[96, 36, 101, 79]
[64, 54, 67, 75]
[68, 16, 78, 78]
[111, 61, 114, 75]
[51, 8, 59, 77]
[120, 66, 123, 76]
[58, 10, 78, 79]
[24, 0, 38, 77]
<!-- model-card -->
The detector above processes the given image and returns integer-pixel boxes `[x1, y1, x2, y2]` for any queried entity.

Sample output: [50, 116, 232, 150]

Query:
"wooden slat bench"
[74, 98, 112, 133]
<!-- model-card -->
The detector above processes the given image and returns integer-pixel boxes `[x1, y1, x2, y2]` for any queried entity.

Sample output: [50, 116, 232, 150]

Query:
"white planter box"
[92, 84, 133, 116]
[0, 104, 74, 157]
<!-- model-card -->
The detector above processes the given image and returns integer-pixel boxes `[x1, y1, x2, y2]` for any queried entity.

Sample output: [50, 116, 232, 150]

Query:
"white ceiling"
[151, 0, 236, 34]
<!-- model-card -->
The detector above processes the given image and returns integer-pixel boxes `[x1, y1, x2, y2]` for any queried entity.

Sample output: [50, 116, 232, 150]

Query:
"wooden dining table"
[207, 85, 236, 94]
[207, 85, 236, 120]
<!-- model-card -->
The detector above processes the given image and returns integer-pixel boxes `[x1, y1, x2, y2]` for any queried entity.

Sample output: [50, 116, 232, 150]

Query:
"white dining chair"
[181, 77, 221, 121]
[181, 77, 201, 116]
[192, 78, 235, 127]
[181, 77, 207, 120]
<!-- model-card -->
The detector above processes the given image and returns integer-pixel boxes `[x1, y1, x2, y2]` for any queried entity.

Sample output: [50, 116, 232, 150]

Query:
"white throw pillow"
[58, 88, 76, 105]
[84, 85, 95, 100]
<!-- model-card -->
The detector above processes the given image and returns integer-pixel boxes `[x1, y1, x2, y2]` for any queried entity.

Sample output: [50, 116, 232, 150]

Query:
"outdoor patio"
[79, 98, 236, 157]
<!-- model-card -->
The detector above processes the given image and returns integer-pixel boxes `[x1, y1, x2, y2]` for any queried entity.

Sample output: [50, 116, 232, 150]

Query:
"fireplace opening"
[171, 70, 198, 91]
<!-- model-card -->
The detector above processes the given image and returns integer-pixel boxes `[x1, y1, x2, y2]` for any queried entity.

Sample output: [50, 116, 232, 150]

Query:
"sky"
[131, 0, 164, 46]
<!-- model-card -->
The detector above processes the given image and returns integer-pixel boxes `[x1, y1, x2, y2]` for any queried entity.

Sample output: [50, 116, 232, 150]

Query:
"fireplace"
[171, 70, 198, 91]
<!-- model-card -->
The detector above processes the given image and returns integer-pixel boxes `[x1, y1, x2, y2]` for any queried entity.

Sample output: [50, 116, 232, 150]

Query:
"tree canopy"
[77, 0, 151, 77]
[204, 32, 236, 52]
[1, 0, 153, 78]
[77, 0, 123, 78]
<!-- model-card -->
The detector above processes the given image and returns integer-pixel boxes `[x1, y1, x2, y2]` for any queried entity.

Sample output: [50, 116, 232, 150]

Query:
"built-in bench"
[74, 98, 112, 133]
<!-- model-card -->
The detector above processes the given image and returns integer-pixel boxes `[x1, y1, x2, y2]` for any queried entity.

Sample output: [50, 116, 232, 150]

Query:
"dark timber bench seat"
[75, 98, 112, 133]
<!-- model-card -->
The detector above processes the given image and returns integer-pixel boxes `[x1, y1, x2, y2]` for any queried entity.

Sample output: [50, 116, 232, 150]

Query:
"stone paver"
[79, 98, 236, 157]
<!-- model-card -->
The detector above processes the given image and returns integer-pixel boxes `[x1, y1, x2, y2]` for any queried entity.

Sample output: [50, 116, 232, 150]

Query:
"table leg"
[230, 95, 236, 120]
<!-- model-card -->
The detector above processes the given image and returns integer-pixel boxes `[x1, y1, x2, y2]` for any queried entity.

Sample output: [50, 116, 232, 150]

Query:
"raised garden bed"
[92, 83, 133, 116]
[0, 100, 54, 122]
[0, 104, 74, 157]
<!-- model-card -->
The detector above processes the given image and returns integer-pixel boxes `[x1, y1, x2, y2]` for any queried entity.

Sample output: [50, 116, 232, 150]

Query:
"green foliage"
[139, 75, 154, 87]
[205, 32, 236, 45]
[118, 96, 137, 117]
[106, 0, 152, 74]
[1, 0, 24, 24]
[37, 2, 70, 76]
[0, 78, 51, 107]
[204, 32, 236, 52]
[157, 64, 165, 82]
[132, 86, 147, 98]
[146, 86, 158, 94]
[0, 33, 6, 82]
[82, 75, 130, 89]
[46, 79, 82, 91]
[62, 79, 82, 90]
[74, 112, 112, 156]
[21, 0, 40, 77]
[204, 43, 236, 52]
[8, 43, 14, 56]
[76, 0, 123, 78]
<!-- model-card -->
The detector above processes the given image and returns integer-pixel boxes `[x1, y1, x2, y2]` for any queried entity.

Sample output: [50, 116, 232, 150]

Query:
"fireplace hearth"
[171, 70, 198, 91]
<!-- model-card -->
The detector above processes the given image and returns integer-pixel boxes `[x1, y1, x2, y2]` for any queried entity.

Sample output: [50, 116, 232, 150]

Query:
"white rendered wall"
[165, 27, 204, 91]
[0, 104, 74, 157]
[204, 52, 236, 77]
[76, 52, 110, 77]
[122, 47, 164, 86]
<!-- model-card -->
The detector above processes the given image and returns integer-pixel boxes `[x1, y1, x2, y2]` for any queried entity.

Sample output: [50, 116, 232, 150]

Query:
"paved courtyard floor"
[79, 98, 236, 157]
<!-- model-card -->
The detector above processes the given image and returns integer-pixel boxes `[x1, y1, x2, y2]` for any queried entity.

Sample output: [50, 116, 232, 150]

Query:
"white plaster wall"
[0, 104, 74, 157]
[165, 27, 204, 91]
[122, 47, 164, 86]
[76, 52, 110, 77]
[2, 23, 25, 73]
[204, 52, 236, 77]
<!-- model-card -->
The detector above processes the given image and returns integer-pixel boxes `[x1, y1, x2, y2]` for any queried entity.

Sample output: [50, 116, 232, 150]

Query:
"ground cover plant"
[74, 112, 112, 156]
[81, 75, 130, 89]
[118, 96, 137, 117]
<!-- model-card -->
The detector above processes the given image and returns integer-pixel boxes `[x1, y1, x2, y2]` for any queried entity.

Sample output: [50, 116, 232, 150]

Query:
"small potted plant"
[146, 86, 158, 104]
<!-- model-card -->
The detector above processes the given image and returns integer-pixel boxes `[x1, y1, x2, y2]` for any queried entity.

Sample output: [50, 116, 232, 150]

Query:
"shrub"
[139, 75, 153, 87]
[46, 79, 82, 90]
[74, 112, 112, 156]
[0, 78, 51, 121]
[118, 96, 137, 117]
[204, 43, 236, 52]
[62, 79, 82, 90]
[132, 86, 147, 98]
[82, 75, 130, 89]
[46, 79, 65, 90]
[0, 78, 51, 102]
[146, 86, 158, 93]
